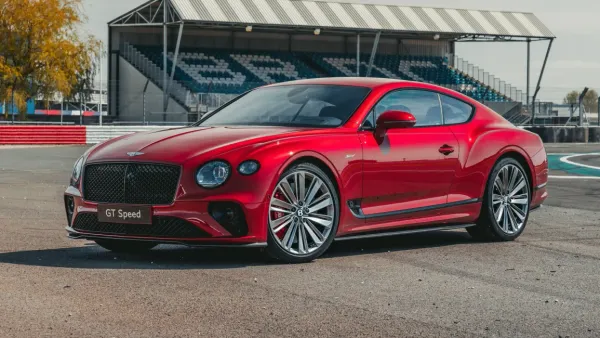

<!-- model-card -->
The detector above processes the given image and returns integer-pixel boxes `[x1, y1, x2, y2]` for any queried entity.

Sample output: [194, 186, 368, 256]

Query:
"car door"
[357, 89, 460, 223]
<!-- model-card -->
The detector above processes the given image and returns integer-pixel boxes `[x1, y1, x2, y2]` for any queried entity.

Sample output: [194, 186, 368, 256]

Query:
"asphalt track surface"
[1, 144, 600, 338]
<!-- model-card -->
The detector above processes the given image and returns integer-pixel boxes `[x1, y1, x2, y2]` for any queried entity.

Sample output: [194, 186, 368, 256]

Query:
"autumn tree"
[583, 89, 598, 113]
[563, 90, 578, 105]
[563, 89, 598, 113]
[0, 0, 101, 118]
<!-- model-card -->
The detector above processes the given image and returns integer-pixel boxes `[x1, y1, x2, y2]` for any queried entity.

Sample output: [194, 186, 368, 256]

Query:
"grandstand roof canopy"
[109, 0, 554, 40]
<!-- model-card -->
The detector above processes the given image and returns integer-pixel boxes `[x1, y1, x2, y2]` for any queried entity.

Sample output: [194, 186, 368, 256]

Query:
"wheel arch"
[277, 152, 342, 199]
[495, 149, 535, 195]
[465, 129, 538, 199]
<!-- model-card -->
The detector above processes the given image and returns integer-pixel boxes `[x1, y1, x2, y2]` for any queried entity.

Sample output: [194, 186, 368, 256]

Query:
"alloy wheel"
[269, 170, 335, 255]
[492, 164, 529, 235]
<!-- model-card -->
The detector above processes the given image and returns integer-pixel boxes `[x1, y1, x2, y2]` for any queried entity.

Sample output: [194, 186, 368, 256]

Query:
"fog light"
[238, 160, 260, 175]
[208, 202, 248, 237]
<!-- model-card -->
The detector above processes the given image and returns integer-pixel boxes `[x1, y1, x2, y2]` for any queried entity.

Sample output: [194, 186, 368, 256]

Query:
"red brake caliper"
[271, 191, 287, 239]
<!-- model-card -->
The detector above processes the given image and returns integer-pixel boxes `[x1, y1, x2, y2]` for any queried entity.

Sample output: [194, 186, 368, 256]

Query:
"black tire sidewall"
[266, 163, 340, 263]
[484, 158, 531, 240]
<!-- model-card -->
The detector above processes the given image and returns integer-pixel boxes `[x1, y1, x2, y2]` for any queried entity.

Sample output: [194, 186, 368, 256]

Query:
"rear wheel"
[94, 239, 157, 253]
[468, 157, 531, 241]
[266, 163, 339, 263]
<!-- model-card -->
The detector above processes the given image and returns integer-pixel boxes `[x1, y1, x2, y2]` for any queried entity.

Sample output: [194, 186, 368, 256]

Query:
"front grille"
[73, 213, 211, 238]
[83, 163, 180, 205]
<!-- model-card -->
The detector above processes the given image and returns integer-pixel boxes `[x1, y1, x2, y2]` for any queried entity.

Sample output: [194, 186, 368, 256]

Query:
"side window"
[440, 95, 474, 125]
[373, 90, 443, 127]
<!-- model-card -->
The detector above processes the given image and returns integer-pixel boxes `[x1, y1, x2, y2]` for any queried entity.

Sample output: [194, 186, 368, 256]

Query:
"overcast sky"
[81, 0, 599, 102]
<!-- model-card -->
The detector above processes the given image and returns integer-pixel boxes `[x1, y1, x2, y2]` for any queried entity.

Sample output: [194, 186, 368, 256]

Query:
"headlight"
[71, 156, 84, 186]
[238, 160, 260, 175]
[196, 160, 231, 188]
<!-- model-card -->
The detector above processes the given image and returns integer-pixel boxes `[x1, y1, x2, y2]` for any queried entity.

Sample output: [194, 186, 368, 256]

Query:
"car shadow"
[0, 230, 474, 270]
[324, 230, 474, 259]
[0, 244, 268, 270]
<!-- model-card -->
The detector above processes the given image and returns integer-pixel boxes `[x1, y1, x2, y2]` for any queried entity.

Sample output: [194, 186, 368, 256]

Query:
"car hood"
[87, 126, 307, 163]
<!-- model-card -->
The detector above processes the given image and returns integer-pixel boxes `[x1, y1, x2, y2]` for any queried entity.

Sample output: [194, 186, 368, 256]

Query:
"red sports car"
[65, 78, 548, 263]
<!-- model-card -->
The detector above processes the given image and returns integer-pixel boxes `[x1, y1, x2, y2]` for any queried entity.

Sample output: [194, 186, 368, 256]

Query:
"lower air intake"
[73, 213, 210, 238]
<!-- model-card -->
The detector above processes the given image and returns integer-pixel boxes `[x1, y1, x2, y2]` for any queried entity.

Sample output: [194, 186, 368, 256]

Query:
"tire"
[266, 162, 340, 263]
[94, 239, 157, 253]
[468, 157, 531, 242]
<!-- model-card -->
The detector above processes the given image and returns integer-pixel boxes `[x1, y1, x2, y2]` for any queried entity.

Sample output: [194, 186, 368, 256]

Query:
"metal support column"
[166, 22, 184, 112]
[526, 39, 530, 110]
[531, 39, 554, 125]
[162, 0, 169, 120]
[99, 54, 103, 126]
[578, 88, 588, 127]
[143, 79, 150, 124]
[366, 31, 381, 77]
[356, 34, 360, 76]
[10, 87, 15, 123]
[597, 97, 600, 126]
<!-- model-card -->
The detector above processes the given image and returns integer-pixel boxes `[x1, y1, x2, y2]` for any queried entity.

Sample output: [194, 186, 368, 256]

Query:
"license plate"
[97, 205, 152, 225]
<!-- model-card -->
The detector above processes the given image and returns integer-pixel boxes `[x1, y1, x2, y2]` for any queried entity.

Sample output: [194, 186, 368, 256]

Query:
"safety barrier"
[524, 126, 600, 143]
[0, 126, 87, 145]
[0, 125, 182, 145]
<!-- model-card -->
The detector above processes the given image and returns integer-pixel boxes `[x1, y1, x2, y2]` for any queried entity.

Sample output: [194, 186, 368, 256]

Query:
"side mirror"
[376, 110, 417, 130]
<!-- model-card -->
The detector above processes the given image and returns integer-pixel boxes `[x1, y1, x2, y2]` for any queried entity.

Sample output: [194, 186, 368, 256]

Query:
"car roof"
[265, 77, 421, 89]
[263, 77, 482, 108]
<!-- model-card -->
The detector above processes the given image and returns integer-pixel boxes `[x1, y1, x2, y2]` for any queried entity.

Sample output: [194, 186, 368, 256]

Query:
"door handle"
[439, 145, 454, 155]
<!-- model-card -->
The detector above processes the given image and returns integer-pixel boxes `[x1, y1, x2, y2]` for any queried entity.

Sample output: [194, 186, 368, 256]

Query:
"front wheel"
[94, 239, 158, 253]
[468, 157, 531, 241]
[266, 163, 339, 263]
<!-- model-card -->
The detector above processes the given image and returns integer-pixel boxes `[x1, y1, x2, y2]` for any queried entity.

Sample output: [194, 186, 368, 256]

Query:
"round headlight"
[71, 156, 84, 184]
[196, 160, 231, 188]
[238, 160, 260, 175]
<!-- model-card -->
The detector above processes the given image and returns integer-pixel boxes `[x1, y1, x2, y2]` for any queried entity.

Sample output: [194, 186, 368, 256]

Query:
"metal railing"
[453, 56, 526, 104]
[121, 42, 192, 107]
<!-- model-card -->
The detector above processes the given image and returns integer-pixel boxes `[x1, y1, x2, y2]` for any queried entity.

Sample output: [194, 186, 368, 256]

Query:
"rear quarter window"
[440, 95, 474, 125]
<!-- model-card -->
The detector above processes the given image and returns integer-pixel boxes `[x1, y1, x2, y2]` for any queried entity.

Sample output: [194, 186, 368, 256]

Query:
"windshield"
[197, 85, 370, 128]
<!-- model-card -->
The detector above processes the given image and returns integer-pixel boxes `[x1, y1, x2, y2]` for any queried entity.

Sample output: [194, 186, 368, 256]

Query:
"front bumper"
[64, 186, 268, 246]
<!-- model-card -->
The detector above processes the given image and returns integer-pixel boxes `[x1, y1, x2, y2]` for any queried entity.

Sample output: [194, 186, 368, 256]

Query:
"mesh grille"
[83, 163, 180, 205]
[73, 213, 210, 238]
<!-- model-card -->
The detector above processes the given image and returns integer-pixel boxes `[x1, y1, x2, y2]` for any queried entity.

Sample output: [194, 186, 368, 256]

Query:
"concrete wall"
[524, 126, 600, 143]
[118, 57, 187, 123]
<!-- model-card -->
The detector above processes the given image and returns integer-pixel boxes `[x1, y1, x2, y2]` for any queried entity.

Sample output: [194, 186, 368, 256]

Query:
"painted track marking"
[559, 153, 600, 171]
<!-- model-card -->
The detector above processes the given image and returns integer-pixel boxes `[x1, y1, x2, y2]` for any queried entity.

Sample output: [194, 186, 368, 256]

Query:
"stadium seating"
[127, 44, 509, 102]
[310, 53, 507, 102]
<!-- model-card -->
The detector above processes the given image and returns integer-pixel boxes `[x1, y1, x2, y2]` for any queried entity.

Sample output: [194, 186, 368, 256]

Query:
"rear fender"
[450, 128, 541, 201]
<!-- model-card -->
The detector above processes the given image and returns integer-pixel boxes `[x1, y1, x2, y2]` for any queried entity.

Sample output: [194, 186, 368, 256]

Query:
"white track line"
[549, 175, 600, 180]
[559, 153, 600, 170]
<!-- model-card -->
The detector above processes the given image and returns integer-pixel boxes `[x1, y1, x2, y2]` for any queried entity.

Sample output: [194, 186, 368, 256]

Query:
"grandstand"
[108, 0, 554, 123]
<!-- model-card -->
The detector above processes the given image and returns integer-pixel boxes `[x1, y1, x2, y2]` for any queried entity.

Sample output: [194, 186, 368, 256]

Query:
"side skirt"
[347, 198, 481, 220]
[334, 223, 476, 242]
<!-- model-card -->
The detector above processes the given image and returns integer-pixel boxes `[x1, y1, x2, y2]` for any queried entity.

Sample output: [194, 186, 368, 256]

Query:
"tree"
[0, 0, 101, 119]
[563, 89, 598, 113]
[583, 89, 598, 113]
[563, 90, 578, 105]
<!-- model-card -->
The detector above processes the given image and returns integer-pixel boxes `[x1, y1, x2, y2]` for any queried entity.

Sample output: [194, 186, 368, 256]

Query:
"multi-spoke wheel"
[468, 157, 531, 241]
[266, 163, 339, 263]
